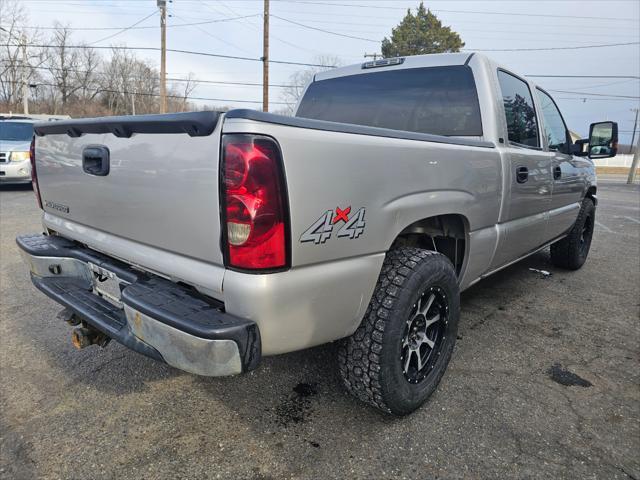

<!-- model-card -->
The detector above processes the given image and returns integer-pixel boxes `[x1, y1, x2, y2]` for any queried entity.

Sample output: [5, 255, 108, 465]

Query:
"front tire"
[338, 247, 460, 415]
[550, 197, 595, 270]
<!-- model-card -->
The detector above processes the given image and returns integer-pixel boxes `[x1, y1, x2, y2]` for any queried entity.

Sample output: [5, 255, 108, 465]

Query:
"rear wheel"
[338, 247, 460, 415]
[550, 197, 595, 270]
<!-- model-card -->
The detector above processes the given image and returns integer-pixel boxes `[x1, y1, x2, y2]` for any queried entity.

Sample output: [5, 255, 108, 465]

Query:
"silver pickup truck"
[17, 53, 618, 415]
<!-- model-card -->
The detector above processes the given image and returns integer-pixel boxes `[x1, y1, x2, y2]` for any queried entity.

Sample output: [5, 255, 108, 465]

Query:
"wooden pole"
[21, 34, 29, 115]
[159, 1, 167, 113]
[262, 0, 269, 112]
[627, 109, 639, 183]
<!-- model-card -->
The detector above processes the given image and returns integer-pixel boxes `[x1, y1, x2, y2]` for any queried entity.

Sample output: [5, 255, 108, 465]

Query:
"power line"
[555, 97, 639, 102]
[269, 22, 638, 46]
[270, 1, 640, 22]
[195, 0, 324, 55]
[5, 80, 293, 105]
[89, 11, 157, 46]
[271, 14, 378, 42]
[0, 61, 301, 87]
[173, 5, 639, 30]
[3, 57, 638, 89]
[170, 13, 254, 56]
[168, 77, 296, 88]
[527, 75, 640, 80]
[549, 89, 640, 99]
[7, 14, 262, 30]
[0, 44, 338, 68]
[8, 62, 639, 96]
[469, 41, 640, 52]
[264, 17, 640, 51]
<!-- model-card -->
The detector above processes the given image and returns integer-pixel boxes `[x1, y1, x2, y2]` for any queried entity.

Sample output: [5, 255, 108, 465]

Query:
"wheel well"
[586, 186, 597, 205]
[390, 214, 467, 276]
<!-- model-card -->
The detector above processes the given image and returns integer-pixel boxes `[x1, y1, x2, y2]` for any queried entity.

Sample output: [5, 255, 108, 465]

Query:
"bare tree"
[99, 47, 160, 115]
[73, 46, 101, 106]
[43, 24, 101, 113]
[281, 55, 341, 115]
[0, 8, 203, 118]
[0, 0, 41, 111]
[168, 73, 197, 112]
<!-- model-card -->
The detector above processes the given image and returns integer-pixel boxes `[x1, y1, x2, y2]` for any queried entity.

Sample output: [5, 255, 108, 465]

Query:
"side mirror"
[571, 138, 589, 156]
[588, 121, 618, 159]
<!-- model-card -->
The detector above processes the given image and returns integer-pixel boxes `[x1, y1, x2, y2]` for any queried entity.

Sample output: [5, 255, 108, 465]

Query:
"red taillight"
[221, 134, 289, 271]
[30, 136, 43, 210]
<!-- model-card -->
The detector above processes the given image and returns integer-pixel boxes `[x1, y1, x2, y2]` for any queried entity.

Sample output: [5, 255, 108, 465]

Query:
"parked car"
[0, 116, 36, 184]
[17, 53, 617, 415]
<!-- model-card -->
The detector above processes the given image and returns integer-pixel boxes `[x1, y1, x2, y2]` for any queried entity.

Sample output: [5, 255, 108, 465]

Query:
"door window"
[497, 70, 540, 148]
[537, 89, 569, 154]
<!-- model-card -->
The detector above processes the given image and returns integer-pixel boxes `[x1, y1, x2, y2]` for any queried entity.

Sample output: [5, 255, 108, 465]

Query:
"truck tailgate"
[34, 112, 224, 267]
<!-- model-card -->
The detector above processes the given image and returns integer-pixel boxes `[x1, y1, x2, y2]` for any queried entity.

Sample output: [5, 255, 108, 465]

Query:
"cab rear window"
[296, 65, 483, 137]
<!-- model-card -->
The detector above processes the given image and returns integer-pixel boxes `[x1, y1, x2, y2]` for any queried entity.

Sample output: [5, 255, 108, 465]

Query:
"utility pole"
[158, 0, 167, 114]
[262, 0, 269, 112]
[21, 34, 29, 115]
[627, 108, 639, 184]
[364, 52, 381, 61]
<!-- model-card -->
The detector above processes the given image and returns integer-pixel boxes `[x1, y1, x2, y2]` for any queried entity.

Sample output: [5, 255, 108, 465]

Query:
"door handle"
[82, 145, 110, 176]
[554, 166, 562, 180]
[516, 166, 529, 184]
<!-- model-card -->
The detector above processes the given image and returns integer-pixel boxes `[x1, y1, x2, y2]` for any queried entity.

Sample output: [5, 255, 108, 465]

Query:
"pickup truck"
[17, 53, 618, 415]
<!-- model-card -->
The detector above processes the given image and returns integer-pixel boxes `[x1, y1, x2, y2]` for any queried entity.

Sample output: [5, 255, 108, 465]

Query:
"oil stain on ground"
[547, 363, 593, 387]
[274, 382, 318, 427]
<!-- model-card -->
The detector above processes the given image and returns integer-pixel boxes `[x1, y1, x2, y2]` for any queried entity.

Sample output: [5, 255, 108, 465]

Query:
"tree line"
[0, 0, 199, 116]
[1, 0, 464, 117]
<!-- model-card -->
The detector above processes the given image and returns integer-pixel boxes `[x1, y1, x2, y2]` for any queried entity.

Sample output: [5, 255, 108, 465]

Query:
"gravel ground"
[1, 177, 638, 480]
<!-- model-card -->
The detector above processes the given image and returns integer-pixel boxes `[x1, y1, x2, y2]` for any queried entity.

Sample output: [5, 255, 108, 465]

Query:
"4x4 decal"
[300, 206, 366, 244]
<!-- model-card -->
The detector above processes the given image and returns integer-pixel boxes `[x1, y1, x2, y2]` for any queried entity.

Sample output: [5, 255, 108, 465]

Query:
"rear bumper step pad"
[17, 234, 261, 376]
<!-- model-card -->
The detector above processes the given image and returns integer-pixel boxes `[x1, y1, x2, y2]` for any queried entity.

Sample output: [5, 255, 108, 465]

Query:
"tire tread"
[338, 247, 444, 413]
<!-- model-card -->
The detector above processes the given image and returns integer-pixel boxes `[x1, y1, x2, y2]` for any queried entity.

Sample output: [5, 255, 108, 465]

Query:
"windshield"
[0, 122, 34, 142]
[296, 65, 483, 137]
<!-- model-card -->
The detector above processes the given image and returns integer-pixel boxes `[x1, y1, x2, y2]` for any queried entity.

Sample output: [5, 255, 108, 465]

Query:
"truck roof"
[314, 52, 481, 82]
[312, 52, 545, 98]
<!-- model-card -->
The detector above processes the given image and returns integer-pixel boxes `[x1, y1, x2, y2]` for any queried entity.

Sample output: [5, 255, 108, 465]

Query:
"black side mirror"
[571, 138, 589, 156]
[588, 121, 618, 159]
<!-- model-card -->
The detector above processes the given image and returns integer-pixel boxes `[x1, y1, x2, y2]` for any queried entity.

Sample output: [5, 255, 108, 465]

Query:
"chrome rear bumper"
[17, 234, 261, 376]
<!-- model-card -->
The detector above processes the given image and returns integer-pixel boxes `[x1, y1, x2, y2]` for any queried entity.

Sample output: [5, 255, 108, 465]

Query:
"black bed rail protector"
[224, 109, 495, 149]
[33, 111, 221, 138]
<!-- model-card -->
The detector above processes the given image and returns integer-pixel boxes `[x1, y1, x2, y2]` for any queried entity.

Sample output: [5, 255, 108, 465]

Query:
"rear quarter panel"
[223, 118, 502, 272]
[221, 118, 503, 352]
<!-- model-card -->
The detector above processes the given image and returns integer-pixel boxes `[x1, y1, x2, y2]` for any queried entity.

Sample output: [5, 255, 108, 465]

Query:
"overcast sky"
[15, 0, 640, 144]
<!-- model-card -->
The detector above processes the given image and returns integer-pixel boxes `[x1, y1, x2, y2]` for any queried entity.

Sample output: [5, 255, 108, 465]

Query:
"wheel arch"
[388, 213, 470, 279]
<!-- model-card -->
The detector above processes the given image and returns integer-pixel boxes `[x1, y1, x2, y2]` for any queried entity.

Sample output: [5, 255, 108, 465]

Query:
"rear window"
[0, 122, 34, 142]
[296, 65, 483, 137]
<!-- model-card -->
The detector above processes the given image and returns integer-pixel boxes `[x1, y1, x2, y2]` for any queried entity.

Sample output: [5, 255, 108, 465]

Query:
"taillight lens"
[221, 134, 289, 270]
[30, 136, 43, 210]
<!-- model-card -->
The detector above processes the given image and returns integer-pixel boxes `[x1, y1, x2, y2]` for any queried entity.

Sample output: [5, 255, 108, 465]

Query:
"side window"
[497, 70, 539, 148]
[537, 89, 569, 154]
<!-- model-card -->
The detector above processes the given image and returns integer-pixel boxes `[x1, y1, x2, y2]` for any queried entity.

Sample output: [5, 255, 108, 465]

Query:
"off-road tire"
[338, 247, 460, 416]
[550, 197, 595, 270]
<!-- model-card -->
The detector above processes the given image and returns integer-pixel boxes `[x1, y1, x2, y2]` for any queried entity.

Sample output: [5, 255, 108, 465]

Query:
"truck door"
[491, 70, 552, 269]
[536, 88, 584, 240]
